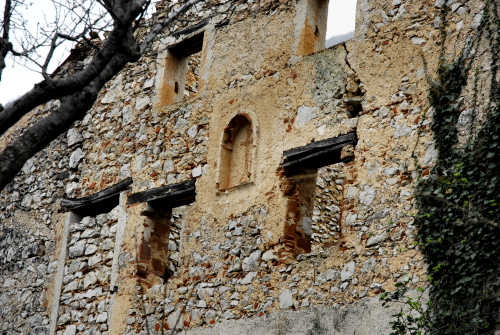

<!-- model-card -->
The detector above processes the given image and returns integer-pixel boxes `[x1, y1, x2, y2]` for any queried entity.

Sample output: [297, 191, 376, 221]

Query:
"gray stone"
[68, 241, 86, 258]
[67, 128, 83, 147]
[394, 123, 411, 138]
[88, 254, 102, 266]
[345, 186, 359, 200]
[367, 232, 388, 247]
[197, 287, 215, 299]
[472, 12, 483, 29]
[230, 247, 241, 256]
[96, 312, 107, 323]
[81, 217, 96, 227]
[21, 194, 33, 208]
[167, 309, 184, 330]
[383, 167, 398, 176]
[101, 87, 119, 104]
[64, 325, 76, 335]
[65, 182, 80, 198]
[135, 96, 150, 110]
[423, 144, 438, 166]
[22, 157, 35, 174]
[187, 125, 198, 138]
[359, 186, 376, 206]
[63, 280, 79, 292]
[84, 272, 97, 289]
[69, 148, 84, 169]
[122, 106, 133, 125]
[318, 269, 338, 284]
[168, 240, 177, 251]
[262, 250, 277, 262]
[434, 0, 445, 8]
[228, 220, 237, 231]
[81, 229, 98, 239]
[279, 289, 294, 309]
[144, 77, 155, 88]
[85, 244, 98, 255]
[341, 261, 356, 282]
[301, 217, 312, 237]
[233, 227, 243, 236]
[204, 310, 217, 324]
[345, 213, 357, 226]
[85, 287, 102, 299]
[362, 258, 376, 273]
[242, 250, 261, 272]
[411, 37, 426, 45]
[119, 164, 131, 179]
[295, 106, 318, 127]
[228, 258, 242, 273]
[133, 154, 146, 172]
[240, 271, 257, 285]
[457, 109, 473, 128]
[58, 313, 71, 325]
[192, 165, 203, 177]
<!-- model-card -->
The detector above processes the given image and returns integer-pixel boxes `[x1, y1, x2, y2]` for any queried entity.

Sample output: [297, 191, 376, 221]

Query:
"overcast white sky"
[0, 0, 356, 105]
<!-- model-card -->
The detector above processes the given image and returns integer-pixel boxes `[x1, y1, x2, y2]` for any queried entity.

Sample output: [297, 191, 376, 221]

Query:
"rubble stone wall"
[0, 0, 494, 334]
[55, 212, 118, 335]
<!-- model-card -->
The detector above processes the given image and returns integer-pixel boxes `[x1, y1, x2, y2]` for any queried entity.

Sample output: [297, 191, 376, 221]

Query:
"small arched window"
[218, 114, 253, 190]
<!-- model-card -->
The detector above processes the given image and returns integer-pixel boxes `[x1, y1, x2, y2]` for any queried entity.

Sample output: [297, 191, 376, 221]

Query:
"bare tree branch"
[0, 0, 13, 81]
[0, 0, 205, 191]
[140, 0, 204, 54]
[0, 48, 131, 190]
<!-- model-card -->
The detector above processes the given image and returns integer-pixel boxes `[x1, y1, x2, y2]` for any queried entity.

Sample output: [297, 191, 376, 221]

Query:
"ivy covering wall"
[385, 1, 500, 334]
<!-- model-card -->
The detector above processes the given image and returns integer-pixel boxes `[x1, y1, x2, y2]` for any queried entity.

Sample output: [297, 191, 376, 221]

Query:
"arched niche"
[217, 114, 255, 191]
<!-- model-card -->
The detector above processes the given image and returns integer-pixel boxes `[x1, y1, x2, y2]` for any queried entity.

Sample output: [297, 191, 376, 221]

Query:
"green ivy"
[384, 1, 500, 334]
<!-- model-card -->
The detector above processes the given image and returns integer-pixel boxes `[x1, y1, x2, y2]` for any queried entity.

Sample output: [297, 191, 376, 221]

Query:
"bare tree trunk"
[0, 49, 134, 190]
[0, 0, 204, 191]
[0, 22, 137, 135]
[0, 0, 13, 82]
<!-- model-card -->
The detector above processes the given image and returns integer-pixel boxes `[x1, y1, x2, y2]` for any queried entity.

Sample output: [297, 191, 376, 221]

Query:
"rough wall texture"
[0, 0, 495, 334]
[56, 211, 119, 335]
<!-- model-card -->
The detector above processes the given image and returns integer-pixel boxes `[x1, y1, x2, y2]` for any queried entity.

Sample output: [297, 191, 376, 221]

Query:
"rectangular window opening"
[284, 164, 345, 257]
[163, 32, 204, 105]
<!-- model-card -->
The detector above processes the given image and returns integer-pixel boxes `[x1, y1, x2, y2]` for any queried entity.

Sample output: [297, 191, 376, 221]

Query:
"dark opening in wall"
[136, 207, 172, 280]
[282, 170, 317, 257]
[280, 132, 356, 257]
[128, 180, 196, 283]
[218, 114, 253, 191]
[161, 32, 204, 105]
[282, 165, 346, 258]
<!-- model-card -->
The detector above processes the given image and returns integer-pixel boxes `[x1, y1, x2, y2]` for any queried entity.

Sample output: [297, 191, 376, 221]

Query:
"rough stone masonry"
[0, 0, 495, 334]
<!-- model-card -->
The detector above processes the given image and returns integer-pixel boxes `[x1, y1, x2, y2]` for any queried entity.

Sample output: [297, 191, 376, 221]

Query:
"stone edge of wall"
[175, 293, 411, 335]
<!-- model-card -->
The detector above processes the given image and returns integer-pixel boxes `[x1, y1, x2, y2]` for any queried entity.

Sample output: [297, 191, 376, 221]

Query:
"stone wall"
[0, 226, 51, 334]
[0, 0, 495, 334]
[56, 211, 119, 335]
